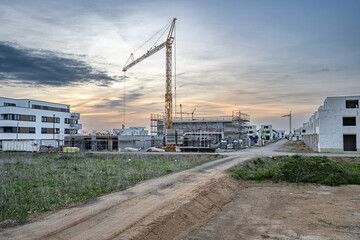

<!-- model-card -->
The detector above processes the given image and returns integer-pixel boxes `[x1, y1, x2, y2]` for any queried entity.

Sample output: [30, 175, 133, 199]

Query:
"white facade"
[260, 125, 273, 141]
[0, 97, 81, 141]
[113, 127, 148, 136]
[247, 125, 257, 138]
[302, 96, 360, 152]
[273, 129, 286, 139]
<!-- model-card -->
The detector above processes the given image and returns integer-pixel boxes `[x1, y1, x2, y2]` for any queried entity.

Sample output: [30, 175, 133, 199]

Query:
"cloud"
[0, 42, 117, 87]
[91, 92, 144, 109]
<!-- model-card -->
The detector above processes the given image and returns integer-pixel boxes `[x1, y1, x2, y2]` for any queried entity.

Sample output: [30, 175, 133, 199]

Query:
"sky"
[0, 0, 359, 133]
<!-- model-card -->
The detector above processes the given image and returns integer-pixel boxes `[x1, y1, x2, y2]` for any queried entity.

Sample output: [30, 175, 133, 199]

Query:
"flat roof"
[0, 96, 70, 107]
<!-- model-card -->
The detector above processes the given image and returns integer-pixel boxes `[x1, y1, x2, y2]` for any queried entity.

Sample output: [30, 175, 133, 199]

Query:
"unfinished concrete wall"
[118, 135, 163, 150]
[303, 134, 318, 152]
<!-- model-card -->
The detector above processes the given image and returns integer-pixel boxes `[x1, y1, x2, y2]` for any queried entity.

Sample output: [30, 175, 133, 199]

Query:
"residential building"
[260, 125, 273, 141]
[0, 97, 81, 143]
[302, 96, 360, 152]
[273, 129, 286, 139]
[247, 125, 257, 138]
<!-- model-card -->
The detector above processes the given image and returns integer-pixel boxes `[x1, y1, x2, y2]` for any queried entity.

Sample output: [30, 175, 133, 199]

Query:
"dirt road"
[1, 140, 359, 239]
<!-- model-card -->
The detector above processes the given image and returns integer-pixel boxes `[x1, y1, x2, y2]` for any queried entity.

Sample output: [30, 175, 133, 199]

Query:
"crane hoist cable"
[123, 71, 126, 129]
[123, 20, 172, 69]
[174, 24, 177, 119]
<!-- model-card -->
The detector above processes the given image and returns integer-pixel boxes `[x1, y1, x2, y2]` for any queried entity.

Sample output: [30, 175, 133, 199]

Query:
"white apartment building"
[273, 129, 286, 139]
[302, 96, 360, 152]
[247, 125, 257, 138]
[113, 127, 148, 136]
[0, 97, 81, 142]
[260, 125, 273, 141]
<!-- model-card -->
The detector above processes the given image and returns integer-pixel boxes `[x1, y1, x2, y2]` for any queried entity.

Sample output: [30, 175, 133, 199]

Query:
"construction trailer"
[151, 111, 250, 151]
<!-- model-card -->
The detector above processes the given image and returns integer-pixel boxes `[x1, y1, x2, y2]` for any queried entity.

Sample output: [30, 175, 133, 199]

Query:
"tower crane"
[122, 18, 177, 151]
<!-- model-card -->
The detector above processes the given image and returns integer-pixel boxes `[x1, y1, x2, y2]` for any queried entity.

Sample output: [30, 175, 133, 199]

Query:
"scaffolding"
[150, 113, 164, 136]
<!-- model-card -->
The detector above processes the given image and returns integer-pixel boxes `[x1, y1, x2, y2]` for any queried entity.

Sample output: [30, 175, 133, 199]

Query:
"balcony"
[71, 113, 80, 119]
[70, 123, 82, 130]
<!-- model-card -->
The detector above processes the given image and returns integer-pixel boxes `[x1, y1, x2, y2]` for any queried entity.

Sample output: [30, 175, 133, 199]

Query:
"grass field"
[231, 155, 360, 186]
[0, 152, 222, 224]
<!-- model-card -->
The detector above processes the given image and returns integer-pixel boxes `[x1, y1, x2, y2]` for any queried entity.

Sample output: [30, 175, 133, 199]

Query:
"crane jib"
[122, 42, 166, 72]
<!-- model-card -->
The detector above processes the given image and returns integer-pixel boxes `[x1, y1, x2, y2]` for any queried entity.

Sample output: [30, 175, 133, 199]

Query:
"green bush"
[230, 155, 360, 186]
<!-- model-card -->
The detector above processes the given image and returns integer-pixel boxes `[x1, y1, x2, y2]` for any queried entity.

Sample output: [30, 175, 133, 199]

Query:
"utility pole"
[180, 104, 183, 121]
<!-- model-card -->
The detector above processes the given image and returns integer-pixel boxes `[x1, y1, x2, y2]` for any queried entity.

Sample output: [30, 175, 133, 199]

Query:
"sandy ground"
[183, 182, 360, 240]
[1, 140, 360, 240]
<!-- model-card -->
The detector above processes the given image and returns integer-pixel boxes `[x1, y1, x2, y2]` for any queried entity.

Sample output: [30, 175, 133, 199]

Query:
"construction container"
[63, 147, 80, 152]
[2, 140, 40, 152]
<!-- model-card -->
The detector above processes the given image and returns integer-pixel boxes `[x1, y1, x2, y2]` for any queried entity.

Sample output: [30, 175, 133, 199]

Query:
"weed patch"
[283, 141, 314, 153]
[231, 155, 360, 186]
[0, 153, 222, 224]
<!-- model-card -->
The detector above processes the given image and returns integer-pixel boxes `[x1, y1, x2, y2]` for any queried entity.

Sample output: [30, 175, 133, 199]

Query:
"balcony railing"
[70, 123, 82, 129]
[71, 113, 80, 119]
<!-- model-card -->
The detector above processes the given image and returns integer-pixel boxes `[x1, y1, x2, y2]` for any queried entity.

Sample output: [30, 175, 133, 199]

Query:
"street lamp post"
[53, 114, 55, 140]
[16, 121, 19, 141]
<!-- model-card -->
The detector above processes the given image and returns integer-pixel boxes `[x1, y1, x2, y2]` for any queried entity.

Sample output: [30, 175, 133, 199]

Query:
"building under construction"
[151, 111, 250, 151]
[65, 134, 163, 152]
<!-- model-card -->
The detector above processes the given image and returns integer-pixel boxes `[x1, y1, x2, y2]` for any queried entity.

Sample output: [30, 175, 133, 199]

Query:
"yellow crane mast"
[122, 18, 177, 151]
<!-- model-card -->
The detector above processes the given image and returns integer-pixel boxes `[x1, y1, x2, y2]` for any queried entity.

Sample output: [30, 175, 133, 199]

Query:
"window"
[30, 115, 36, 122]
[343, 117, 356, 126]
[264, 126, 268, 129]
[4, 102, 16, 107]
[343, 135, 357, 151]
[65, 129, 77, 134]
[346, 100, 358, 108]
[2, 127, 18, 133]
[3, 114, 19, 120]
[42, 128, 60, 134]
[42, 116, 59, 123]
[29, 127, 35, 134]
[43, 106, 49, 110]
